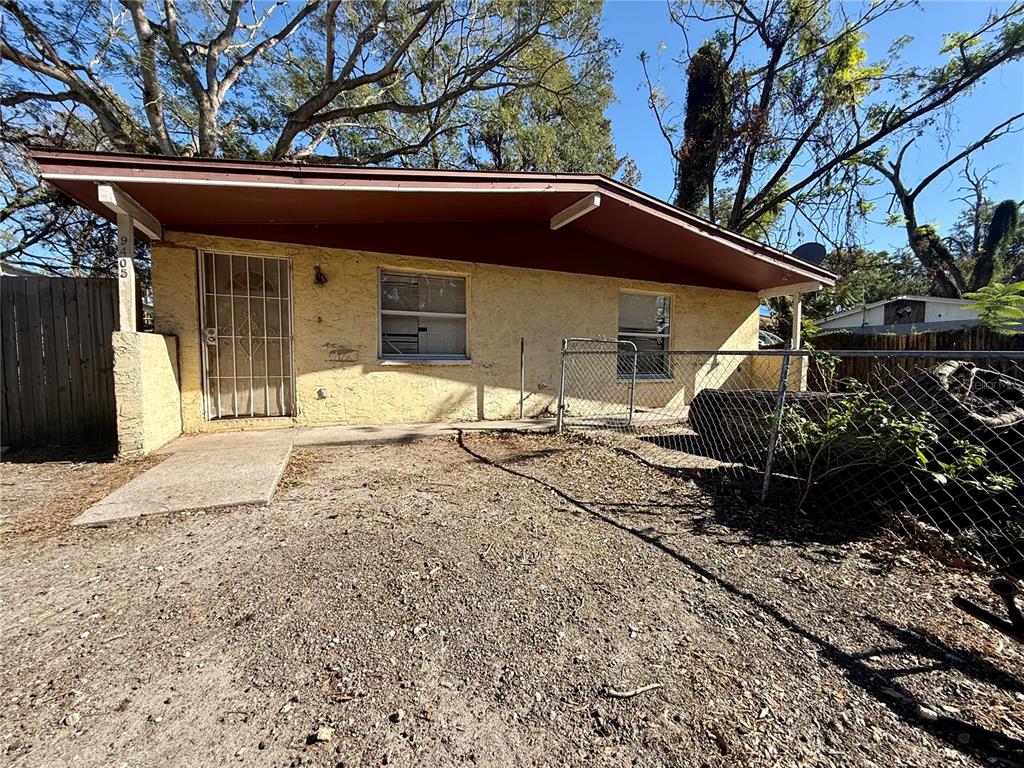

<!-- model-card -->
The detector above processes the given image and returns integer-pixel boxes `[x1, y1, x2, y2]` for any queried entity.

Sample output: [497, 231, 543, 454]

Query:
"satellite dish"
[793, 242, 827, 265]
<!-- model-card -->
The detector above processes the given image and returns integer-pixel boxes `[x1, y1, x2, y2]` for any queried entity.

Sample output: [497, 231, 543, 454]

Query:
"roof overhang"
[29, 148, 837, 294]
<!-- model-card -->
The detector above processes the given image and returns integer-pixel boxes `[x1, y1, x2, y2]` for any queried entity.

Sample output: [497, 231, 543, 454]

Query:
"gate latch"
[204, 327, 218, 345]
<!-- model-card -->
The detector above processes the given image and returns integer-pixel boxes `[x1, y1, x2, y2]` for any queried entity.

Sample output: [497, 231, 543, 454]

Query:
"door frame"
[196, 249, 296, 420]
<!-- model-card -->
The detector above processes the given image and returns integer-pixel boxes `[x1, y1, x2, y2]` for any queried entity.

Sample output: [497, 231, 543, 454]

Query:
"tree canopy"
[1, 0, 630, 274]
[643, 0, 1024, 245]
[1, 0, 623, 163]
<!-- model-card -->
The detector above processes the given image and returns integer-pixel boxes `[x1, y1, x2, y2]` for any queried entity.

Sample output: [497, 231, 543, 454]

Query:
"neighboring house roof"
[29, 148, 836, 294]
[822, 295, 973, 323]
[0, 262, 44, 277]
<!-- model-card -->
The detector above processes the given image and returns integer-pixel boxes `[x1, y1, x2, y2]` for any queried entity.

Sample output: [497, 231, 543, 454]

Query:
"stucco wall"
[112, 331, 182, 456]
[151, 232, 762, 433]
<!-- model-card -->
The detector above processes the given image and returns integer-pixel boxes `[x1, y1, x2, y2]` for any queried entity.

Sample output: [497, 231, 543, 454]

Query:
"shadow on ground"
[0, 442, 117, 465]
[630, 434, 888, 546]
[861, 615, 1024, 697]
[457, 430, 1024, 767]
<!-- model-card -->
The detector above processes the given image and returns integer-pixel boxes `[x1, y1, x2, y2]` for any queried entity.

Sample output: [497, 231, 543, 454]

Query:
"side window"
[618, 293, 671, 378]
[380, 271, 468, 359]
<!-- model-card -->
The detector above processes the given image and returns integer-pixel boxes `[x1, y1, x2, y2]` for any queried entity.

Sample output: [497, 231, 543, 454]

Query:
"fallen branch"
[603, 683, 663, 699]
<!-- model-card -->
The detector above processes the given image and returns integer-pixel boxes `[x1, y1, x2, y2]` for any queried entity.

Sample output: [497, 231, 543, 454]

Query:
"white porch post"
[790, 291, 803, 349]
[116, 213, 137, 331]
[98, 183, 162, 332]
[757, 281, 821, 349]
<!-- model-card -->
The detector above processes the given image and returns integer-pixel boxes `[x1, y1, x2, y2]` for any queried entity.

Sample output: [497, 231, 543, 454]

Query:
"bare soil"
[0, 445, 163, 541]
[1, 432, 1021, 767]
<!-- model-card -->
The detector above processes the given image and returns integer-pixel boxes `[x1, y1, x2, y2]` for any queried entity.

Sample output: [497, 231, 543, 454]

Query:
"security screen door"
[199, 252, 294, 419]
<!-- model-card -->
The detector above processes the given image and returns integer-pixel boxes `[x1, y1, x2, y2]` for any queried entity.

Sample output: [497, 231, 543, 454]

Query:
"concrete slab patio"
[72, 418, 554, 526]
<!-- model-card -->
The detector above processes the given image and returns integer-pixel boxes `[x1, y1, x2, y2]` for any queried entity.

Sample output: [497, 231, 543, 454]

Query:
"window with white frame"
[618, 292, 671, 378]
[380, 271, 467, 360]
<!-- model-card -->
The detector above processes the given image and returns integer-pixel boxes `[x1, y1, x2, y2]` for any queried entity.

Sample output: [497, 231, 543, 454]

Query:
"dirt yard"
[0, 445, 162, 540]
[1, 432, 1021, 767]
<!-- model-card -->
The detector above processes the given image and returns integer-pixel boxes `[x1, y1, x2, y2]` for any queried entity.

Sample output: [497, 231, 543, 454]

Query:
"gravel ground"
[0, 445, 162, 540]
[0, 431, 1021, 767]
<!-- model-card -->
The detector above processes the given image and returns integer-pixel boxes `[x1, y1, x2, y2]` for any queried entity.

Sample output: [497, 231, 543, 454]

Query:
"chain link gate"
[556, 339, 1024, 586]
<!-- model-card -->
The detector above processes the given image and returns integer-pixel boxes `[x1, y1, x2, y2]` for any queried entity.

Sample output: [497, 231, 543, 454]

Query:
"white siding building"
[819, 295, 979, 334]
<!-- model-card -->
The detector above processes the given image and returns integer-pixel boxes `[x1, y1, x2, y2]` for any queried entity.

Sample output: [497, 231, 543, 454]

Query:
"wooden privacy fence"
[1, 276, 118, 448]
[809, 327, 1024, 388]
[813, 326, 1024, 353]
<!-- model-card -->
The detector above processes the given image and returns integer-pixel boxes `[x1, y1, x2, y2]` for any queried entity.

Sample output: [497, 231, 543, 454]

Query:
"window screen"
[618, 293, 671, 378]
[380, 271, 467, 359]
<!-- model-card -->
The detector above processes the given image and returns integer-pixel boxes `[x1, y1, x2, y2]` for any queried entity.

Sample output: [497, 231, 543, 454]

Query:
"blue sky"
[601, 0, 1024, 254]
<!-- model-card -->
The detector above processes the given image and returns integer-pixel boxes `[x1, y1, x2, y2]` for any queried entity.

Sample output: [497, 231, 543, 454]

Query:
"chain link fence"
[556, 339, 1024, 579]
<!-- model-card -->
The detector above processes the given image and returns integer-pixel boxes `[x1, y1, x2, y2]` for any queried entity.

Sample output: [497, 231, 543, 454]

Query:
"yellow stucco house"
[31, 149, 834, 457]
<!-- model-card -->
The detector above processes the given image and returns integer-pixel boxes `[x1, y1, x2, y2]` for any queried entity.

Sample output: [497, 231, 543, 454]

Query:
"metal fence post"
[556, 338, 568, 433]
[628, 349, 637, 427]
[519, 336, 525, 419]
[760, 353, 791, 502]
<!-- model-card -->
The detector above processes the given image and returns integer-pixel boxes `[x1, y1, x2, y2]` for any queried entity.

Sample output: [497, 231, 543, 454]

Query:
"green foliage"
[800, 316, 822, 345]
[815, 28, 886, 107]
[908, 192, 1024, 296]
[774, 247, 927, 338]
[674, 42, 732, 212]
[976, 199, 1022, 285]
[910, 223, 960, 286]
[776, 358, 1015, 508]
[463, 38, 625, 177]
[649, 0, 1024, 241]
[962, 280, 1024, 333]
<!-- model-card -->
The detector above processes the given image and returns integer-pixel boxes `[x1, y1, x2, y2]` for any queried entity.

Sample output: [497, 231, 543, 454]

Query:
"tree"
[462, 42, 634, 179]
[947, 172, 1024, 284]
[963, 281, 1024, 333]
[866, 116, 1024, 296]
[642, 0, 1024, 243]
[0, 107, 152, 281]
[810, 247, 927, 316]
[668, 41, 732, 211]
[0, 0, 617, 159]
[1, 0, 625, 271]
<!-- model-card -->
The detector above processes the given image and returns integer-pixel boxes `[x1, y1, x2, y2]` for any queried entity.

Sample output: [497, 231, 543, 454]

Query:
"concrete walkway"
[293, 417, 554, 447]
[72, 418, 553, 526]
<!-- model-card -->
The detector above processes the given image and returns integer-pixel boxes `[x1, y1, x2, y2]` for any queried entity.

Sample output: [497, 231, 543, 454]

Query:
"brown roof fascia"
[28, 147, 837, 285]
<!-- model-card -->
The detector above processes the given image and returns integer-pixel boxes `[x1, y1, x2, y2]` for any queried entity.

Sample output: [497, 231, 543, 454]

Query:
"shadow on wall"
[182, 346, 785, 429]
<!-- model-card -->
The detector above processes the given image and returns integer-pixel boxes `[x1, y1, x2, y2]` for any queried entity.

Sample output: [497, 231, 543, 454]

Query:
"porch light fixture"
[314, 264, 328, 286]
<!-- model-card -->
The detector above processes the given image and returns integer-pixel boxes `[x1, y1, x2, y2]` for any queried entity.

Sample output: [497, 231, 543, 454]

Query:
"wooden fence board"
[1, 281, 23, 445]
[40, 280, 62, 444]
[62, 279, 86, 444]
[23, 278, 48, 445]
[809, 327, 1024, 389]
[75, 278, 100, 438]
[7, 279, 36, 442]
[814, 326, 1024, 353]
[0, 275, 117, 449]
[49, 279, 74, 444]
[102, 279, 118, 428]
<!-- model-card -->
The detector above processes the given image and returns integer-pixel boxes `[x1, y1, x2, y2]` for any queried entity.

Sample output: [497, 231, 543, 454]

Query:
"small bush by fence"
[557, 341, 1024, 578]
